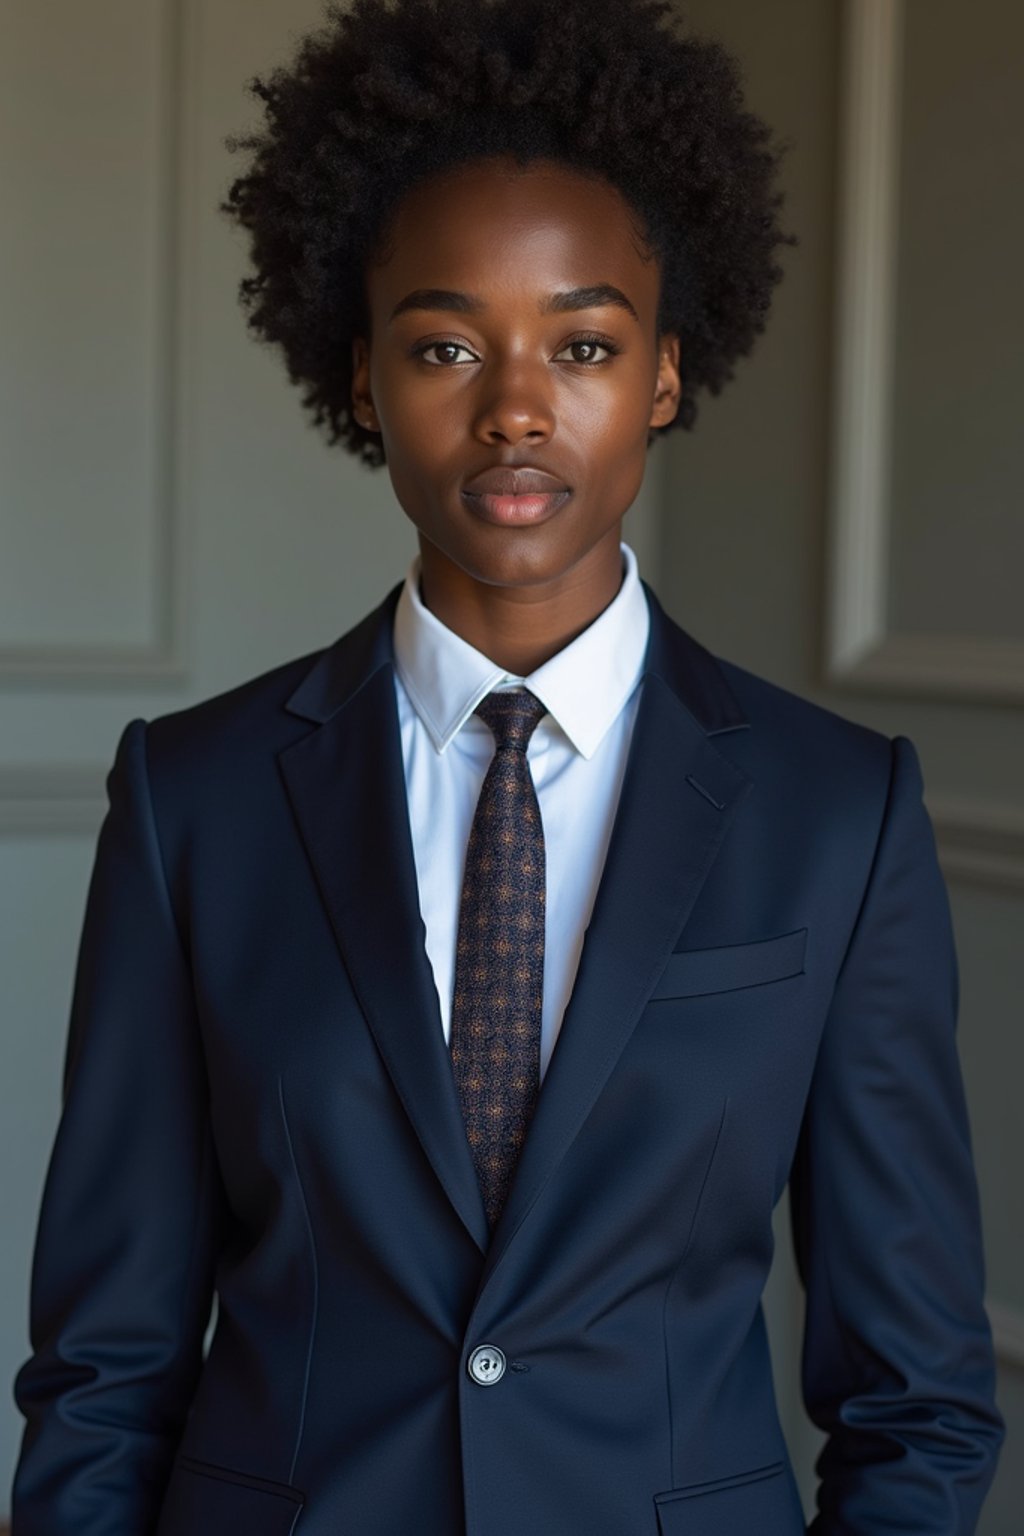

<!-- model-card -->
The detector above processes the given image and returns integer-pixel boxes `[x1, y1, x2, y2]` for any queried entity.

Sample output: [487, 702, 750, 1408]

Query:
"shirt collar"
[392, 541, 650, 759]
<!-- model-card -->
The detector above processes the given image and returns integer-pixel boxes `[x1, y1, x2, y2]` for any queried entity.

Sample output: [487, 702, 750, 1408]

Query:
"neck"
[417, 531, 625, 675]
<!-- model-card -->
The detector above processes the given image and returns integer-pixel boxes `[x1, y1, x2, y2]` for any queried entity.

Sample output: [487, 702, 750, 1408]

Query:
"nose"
[470, 355, 555, 446]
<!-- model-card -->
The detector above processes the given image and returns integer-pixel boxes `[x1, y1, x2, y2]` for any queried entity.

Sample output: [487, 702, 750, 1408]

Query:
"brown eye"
[411, 340, 476, 365]
[554, 335, 621, 364]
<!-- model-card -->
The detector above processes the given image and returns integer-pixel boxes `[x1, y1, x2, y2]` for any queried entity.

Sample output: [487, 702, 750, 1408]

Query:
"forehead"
[367, 156, 660, 311]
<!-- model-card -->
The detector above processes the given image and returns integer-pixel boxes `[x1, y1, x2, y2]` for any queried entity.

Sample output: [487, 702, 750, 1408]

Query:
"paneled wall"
[666, 2, 1022, 1529]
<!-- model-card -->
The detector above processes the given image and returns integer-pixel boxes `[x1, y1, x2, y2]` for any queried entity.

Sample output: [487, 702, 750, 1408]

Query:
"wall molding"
[988, 1298, 1024, 1373]
[930, 796, 1024, 894]
[0, 0, 189, 684]
[0, 767, 106, 837]
[824, 0, 1024, 703]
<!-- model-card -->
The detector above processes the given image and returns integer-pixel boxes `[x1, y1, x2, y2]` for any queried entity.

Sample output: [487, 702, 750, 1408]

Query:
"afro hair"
[220, 0, 796, 467]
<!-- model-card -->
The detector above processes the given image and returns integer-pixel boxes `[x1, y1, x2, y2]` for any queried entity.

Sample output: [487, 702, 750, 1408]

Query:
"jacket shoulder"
[718, 653, 889, 751]
[139, 580, 399, 766]
[709, 652, 898, 821]
[146, 644, 324, 753]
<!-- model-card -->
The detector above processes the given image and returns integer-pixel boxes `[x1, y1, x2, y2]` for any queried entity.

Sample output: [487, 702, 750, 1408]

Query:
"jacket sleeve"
[789, 733, 1005, 1533]
[11, 718, 225, 1535]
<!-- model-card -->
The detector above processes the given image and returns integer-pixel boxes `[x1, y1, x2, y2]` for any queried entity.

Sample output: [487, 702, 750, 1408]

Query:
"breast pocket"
[649, 928, 808, 1001]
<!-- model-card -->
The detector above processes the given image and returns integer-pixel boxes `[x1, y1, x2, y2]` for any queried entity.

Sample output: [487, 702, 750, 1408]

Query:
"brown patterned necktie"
[450, 687, 548, 1232]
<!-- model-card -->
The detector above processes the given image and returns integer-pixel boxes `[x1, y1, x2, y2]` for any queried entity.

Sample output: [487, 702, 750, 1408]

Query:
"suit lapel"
[476, 585, 752, 1289]
[278, 586, 491, 1252]
[276, 580, 753, 1275]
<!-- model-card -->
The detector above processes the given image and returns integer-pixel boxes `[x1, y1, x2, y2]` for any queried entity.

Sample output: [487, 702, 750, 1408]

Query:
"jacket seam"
[278, 1073, 319, 1487]
[662, 1095, 730, 1490]
[814, 733, 904, 1369]
[792, 735, 906, 1464]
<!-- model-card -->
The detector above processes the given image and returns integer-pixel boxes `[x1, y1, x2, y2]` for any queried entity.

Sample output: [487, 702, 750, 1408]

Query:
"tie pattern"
[449, 688, 547, 1231]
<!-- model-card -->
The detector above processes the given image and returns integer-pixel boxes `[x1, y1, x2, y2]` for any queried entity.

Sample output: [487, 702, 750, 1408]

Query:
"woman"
[11, 1, 1003, 1532]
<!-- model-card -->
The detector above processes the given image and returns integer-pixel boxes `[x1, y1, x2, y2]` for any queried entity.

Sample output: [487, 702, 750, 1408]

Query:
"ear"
[351, 336, 380, 432]
[649, 332, 681, 429]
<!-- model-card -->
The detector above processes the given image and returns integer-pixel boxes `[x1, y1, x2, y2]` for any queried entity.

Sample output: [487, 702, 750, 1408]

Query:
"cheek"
[375, 391, 465, 498]
[565, 357, 658, 440]
[583, 450, 648, 526]
[569, 389, 651, 489]
[379, 374, 460, 446]
[369, 348, 454, 439]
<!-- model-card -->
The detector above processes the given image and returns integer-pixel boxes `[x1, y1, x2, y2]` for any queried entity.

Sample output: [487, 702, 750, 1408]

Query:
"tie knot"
[474, 687, 547, 753]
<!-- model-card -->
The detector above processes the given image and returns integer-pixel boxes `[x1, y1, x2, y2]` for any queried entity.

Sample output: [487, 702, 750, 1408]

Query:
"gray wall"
[2, 0, 1020, 1528]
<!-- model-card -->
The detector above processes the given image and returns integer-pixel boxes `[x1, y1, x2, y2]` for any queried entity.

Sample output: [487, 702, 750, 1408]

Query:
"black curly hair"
[220, 0, 795, 468]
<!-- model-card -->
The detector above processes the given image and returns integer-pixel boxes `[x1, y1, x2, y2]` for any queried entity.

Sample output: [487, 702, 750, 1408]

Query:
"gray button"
[467, 1344, 506, 1385]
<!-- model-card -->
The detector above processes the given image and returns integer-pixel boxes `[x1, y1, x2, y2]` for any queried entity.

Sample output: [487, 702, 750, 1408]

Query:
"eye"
[554, 333, 622, 365]
[408, 332, 623, 368]
[410, 339, 478, 366]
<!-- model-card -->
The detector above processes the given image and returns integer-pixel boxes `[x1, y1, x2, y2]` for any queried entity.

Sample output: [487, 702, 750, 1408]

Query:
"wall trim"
[824, 0, 1024, 703]
[930, 796, 1024, 894]
[0, 767, 106, 837]
[988, 1298, 1024, 1373]
[0, 0, 189, 683]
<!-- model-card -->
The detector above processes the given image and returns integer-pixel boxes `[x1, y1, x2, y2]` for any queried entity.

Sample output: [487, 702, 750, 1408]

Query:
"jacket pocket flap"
[650, 928, 808, 1000]
[156, 1456, 304, 1535]
[654, 1459, 804, 1533]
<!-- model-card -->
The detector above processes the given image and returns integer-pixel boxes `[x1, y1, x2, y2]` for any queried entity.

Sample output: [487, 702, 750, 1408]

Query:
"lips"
[460, 464, 572, 527]
[462, 465, 569, 496]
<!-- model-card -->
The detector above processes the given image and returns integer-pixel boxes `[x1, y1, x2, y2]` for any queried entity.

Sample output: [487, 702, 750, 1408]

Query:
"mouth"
[460, 489, 573, 526]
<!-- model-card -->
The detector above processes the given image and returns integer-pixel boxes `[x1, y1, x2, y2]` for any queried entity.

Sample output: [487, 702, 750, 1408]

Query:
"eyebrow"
[388, 283, 640, 324]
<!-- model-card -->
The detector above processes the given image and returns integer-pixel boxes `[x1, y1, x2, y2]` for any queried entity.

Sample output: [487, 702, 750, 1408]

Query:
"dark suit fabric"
[11, 581, 1003, 1535]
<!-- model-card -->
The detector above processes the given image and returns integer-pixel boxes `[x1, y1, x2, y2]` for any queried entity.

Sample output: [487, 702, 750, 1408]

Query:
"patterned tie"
[450, 687, 548, 1232]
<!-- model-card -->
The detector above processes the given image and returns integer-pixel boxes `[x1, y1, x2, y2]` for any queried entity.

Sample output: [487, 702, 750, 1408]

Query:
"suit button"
[467, 1344, 506, 1385]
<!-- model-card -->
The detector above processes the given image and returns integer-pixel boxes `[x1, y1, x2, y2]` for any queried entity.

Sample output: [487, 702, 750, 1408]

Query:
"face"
[351, 155, 681, 600]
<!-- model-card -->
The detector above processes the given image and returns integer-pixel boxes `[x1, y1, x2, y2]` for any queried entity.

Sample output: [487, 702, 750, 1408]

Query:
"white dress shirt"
[392, 540, 650, 1084]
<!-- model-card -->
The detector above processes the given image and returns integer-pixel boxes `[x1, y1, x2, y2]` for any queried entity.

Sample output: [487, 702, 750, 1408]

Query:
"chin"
[460, 536, 583, 589]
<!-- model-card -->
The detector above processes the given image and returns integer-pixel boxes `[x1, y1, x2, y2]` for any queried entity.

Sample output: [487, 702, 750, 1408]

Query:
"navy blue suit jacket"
[12, 581, 1004, 1535]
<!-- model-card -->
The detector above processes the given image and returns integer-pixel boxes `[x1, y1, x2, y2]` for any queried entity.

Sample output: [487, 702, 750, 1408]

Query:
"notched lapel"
[474, 587, 753, 1294]
[277, 592, 491, 1254]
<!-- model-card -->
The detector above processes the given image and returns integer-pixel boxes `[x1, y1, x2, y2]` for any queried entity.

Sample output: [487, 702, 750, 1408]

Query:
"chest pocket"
[650, 927, 808, 1001]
